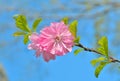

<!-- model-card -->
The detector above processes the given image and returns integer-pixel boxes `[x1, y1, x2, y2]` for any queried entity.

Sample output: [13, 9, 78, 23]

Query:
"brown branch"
[75, 43, 120, 63]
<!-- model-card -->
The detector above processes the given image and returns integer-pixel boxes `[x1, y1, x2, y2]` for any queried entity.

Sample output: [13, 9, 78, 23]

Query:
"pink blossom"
[40, 22, 74, 56]
[28, 22, 74, 62]
[28, 33, 55, 62]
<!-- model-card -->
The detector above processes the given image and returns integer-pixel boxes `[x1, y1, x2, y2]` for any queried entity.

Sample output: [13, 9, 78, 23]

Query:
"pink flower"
[40, 22, 74, 56]
[28, 22, 74, 62]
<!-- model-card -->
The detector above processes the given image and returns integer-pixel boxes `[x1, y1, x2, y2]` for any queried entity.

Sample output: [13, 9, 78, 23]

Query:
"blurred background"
[1, 0, 120, 81]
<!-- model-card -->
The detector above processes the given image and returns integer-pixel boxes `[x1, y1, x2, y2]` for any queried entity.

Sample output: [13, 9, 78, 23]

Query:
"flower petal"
[43, 52, 56, 62]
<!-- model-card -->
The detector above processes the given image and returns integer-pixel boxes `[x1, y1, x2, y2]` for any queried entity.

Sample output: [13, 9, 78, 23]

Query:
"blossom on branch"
[28, 22, 74, 62]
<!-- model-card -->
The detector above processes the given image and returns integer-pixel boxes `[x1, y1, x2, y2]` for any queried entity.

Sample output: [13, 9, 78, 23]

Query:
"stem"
[75, 43, 120, 63]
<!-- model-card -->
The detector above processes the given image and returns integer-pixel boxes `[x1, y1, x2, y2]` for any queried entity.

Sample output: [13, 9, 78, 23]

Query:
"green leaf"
[74, 36, 80, 43]
[62, 17, 69, 25]
[13, 14, 31, 32]
[74, 48, 84, 56]
[91, 57, 106, 66]
[97, 36, 109, 59]
[13, 31, 26, 36]
[32, 18, 42, 32]
[23, 34, 29, 44]
[95, 62, 108, 78]
[69, 20, 78, 38]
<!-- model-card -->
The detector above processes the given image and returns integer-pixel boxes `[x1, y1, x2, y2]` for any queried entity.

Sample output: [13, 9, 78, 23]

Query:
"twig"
[75, 43, 120, 63]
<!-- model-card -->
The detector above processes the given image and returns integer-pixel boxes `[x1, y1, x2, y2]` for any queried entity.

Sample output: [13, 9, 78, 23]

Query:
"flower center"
[55, 36, 61, 42]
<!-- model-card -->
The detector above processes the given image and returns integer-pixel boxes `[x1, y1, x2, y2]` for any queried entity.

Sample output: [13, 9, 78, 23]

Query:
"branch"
[75, 43, 120, 63]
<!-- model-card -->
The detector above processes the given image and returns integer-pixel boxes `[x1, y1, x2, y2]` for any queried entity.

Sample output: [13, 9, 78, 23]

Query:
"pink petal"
[35, 50, 41, 57]
[29, 33, 40, 43]
[43, 52, 56, 62]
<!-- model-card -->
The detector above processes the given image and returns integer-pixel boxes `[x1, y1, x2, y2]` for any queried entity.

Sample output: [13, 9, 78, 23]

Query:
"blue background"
[0, 0, 120, 81]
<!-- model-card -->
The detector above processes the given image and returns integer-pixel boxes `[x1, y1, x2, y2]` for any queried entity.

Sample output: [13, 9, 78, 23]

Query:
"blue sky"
[0, 0, 120, 81]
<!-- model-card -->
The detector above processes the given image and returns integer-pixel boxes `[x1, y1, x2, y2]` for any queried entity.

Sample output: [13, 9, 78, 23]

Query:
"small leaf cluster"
[13, 14, 42, 44]
[91, 36, 110, 78]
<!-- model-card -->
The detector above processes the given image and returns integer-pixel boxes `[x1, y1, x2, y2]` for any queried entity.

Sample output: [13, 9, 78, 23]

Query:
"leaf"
[62, 17, 69, 25]
[74, 48, 84, 56]
[95, 62, 108, 78]
[13, 31, 26, 36]
[32, 18, 42, 32]
[13, 14, 31, 32]
[97, 36, 109, 59]
[69, 20, 78, 38]
[74, 36, 80, 43]
[91, 57, 106, 66]
[23, 34, 29, 44]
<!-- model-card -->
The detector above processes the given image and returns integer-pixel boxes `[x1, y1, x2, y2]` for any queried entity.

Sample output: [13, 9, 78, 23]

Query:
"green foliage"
[13, 31, 26, 36]
[13, 14, 31, 32]
[62, 17, 69, 25]
[13, 14, 42, 45]
[13, 14, 31, 44]
[74, 36, 80, 43]
[23, 34, 29, 44]
[32, 18, 42, 32]
[91, 57, 109, 78]
[95, 62, 108, 78]
[69, 20, 78, 38]
[74, 48, 84, 56]
[91, 57, 106, 66]
[90, 36, 110, 78]
[97, 36, 109, 59]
